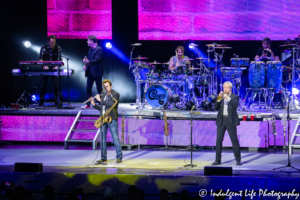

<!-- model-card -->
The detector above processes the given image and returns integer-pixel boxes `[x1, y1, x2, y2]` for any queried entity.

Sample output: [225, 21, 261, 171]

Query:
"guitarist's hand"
[83, 66, 87, 71]
[83, 58, 90, 64]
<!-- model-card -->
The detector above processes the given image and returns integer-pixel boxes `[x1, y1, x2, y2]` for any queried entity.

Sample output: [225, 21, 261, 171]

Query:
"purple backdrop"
[1, 115, 299, 148]
[138, 0, 300, 40]
[47, 0, 112, 39]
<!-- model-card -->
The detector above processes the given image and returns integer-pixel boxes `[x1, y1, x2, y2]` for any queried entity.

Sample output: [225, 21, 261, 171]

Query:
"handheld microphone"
[130, 43, 142, 46]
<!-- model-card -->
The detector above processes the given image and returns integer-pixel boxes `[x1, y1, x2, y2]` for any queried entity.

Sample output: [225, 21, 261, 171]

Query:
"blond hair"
[223, 81, 233, 89]
[102, 79, 112, 86]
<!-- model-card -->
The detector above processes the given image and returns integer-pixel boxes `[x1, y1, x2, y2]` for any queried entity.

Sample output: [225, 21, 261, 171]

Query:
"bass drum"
[266, 61, 283, 92]
[249, 61, 266, 89]
[146, 85, 173, 108]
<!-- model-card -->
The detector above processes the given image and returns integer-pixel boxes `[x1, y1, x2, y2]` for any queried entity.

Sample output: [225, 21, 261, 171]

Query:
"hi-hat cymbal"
[279, 43, 297, 47]
[162, 62, 170, 65]
[196, 57, 208, 60]
[149, 61, 161, 65]
[132, 56, 149, 60]
[189, 68, 200, 70]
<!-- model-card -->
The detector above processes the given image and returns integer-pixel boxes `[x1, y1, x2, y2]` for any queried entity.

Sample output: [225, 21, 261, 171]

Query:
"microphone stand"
[273, 95, 300, 171]
[62, 55, 75, 109]
[184, 106, 197, 168]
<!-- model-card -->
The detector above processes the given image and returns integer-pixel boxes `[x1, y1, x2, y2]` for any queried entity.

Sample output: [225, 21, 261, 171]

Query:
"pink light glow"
[138, 0, 300, 40]
[47, 0, 112, 39]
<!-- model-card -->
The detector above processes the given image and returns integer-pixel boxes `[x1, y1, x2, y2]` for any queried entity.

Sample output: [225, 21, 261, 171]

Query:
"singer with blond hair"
[212, 81, 241, 166]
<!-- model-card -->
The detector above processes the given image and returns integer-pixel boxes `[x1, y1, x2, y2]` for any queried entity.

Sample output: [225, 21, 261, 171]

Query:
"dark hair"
[88, 35, 98, 43]
[47, 35, 57, 41]
[262, 37, 271, 45]
[176, 46, 185, 53]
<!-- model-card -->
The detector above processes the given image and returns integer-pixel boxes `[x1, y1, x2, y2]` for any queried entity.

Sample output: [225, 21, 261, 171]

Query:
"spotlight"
[185, 101, 195, 110]
[201, 100, 213, 111]
[23, 41, 31, 48]
[105, 42, 112, 49]
[292, 88, 299, 95]
[189, 43, 196, 49]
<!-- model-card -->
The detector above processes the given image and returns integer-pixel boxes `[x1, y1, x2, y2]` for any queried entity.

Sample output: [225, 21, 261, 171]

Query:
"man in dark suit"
[82, 35, 103, 109]
[212, 81, 241, 166]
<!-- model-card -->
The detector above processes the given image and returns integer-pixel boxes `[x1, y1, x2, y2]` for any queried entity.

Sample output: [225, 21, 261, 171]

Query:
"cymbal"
[196, 57, 208, 60]
[189, 68, 200, 70]
[215, 47, 232, 49]
[149, 61, 161, 65]
[206, 44, 228, 47]
[162, 62, 170, 65]
[133, 61, 150, 68]
[279, 44, 297, 47]
[132, 56, 148, 60]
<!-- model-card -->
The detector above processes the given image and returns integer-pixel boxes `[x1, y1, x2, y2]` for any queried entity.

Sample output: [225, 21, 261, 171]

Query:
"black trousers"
[86, 72, 102, 106]
[40, 75, 62, 103]
[215, 116, 241, 162]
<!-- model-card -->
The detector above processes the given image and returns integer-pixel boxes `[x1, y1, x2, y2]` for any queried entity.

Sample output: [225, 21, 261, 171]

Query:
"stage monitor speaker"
[204, 166, 232, 176]
[15, 163, 43, 172]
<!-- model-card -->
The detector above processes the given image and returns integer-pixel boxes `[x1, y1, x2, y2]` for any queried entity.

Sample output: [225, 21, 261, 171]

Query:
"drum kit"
[129, 39, 300, 111]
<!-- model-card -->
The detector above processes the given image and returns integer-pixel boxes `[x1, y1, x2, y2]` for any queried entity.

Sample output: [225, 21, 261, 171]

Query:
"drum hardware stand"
[273, 94, 300, 171]
[267, 115, 280, 152]
[183, 106, 197, 168]
[259, 121, 269, 153]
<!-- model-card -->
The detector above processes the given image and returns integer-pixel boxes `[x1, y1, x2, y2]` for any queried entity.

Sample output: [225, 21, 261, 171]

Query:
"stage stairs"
[289, 116, 300, 154]
[64, 111, 140, 150]
[64, 111, 100, 150]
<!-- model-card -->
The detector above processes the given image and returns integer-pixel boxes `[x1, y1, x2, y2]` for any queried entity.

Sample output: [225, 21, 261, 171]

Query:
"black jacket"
[86, 45, 103, 77]
[214, 93, 240, 127]
[94, 90, 119, 121]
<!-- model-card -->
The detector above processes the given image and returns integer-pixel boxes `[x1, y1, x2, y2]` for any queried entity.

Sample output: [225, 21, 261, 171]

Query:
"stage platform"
[0, 145, 300, 200]
[1, 103, 300, 148]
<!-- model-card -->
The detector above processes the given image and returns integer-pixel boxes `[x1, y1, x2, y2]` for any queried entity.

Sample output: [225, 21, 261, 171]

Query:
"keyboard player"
[38, 35, 63, 107]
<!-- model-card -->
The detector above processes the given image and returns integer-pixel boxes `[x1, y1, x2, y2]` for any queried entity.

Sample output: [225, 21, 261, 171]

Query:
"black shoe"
[94, 159, 107, 165]
[212, 161, 221, 165]
[116, 159, 122, 164]
[236, 161, 242, 166]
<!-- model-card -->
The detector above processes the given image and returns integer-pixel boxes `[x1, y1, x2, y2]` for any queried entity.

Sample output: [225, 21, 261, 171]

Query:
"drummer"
[169, 46, 191, 75]
[255, 38, 280, 62]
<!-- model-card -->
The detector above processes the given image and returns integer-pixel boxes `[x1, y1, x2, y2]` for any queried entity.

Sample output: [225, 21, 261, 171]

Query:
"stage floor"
[1, 145, 300, 176]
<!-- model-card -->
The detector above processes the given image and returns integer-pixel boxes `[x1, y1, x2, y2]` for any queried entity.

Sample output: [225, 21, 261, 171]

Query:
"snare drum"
[249, 61, 266, 89]
[266, 61, 283, 92]
[146, 85, 174, 108]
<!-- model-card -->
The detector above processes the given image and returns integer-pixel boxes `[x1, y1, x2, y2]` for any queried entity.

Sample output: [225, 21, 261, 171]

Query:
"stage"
[1, 104, 300, 199]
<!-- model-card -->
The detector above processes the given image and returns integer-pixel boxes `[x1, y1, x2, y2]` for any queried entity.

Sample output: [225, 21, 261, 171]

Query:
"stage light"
[24, 41, 31, 48]
[189, 43, 196, 49]
[292, 88, 299, 95]
[105, 42, 112, 49]
[201, 100, 213, 111]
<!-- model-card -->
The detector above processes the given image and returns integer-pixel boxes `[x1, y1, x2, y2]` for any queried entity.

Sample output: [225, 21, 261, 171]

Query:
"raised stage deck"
[1, 103, 300, 148]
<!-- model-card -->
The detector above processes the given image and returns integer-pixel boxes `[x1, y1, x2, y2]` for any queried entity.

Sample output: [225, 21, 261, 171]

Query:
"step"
[72, 129, 98, 132]
[77, 119, 96, 122]
[66, 139, 94, 143]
